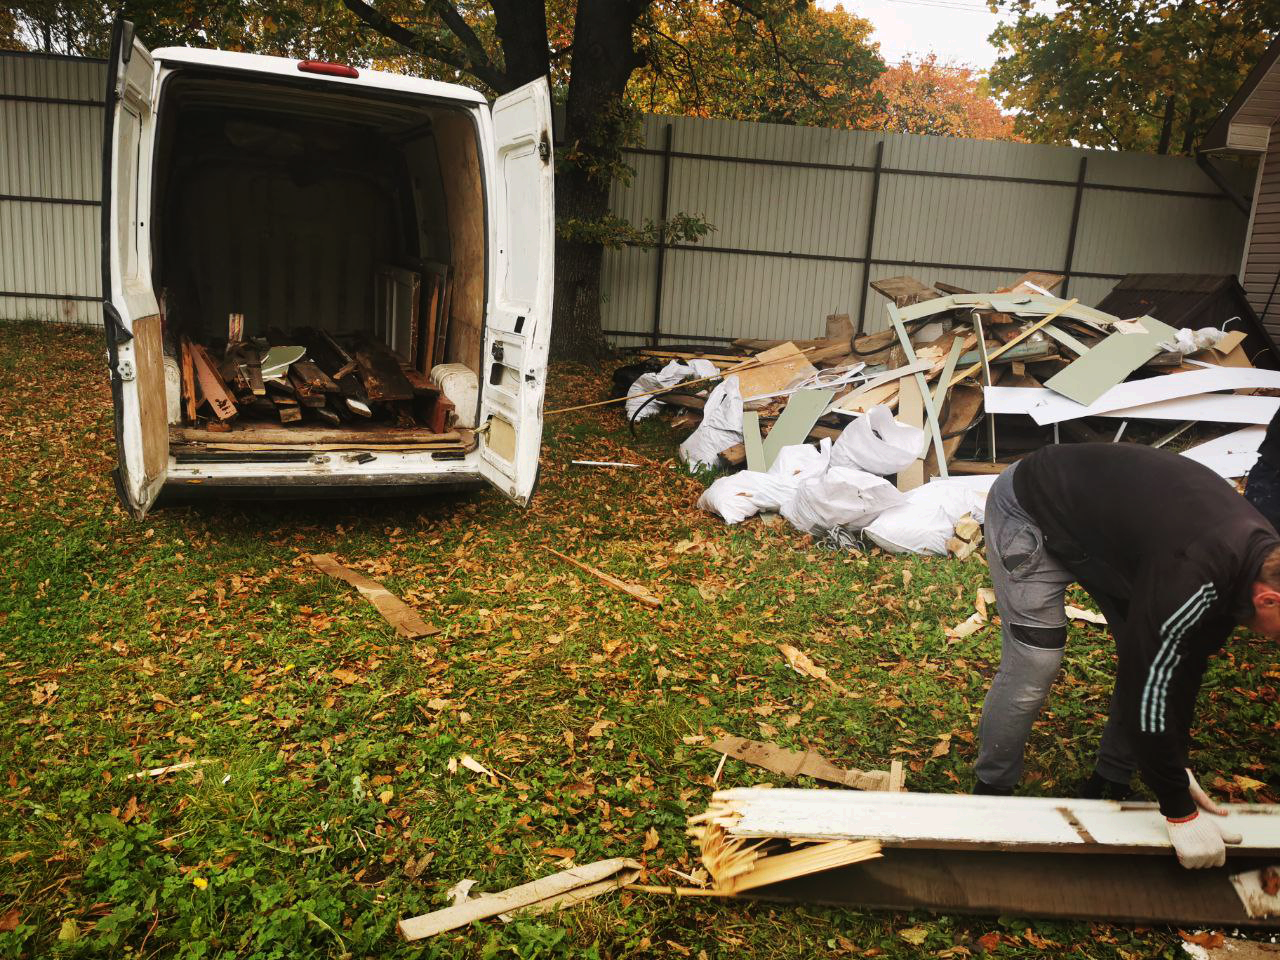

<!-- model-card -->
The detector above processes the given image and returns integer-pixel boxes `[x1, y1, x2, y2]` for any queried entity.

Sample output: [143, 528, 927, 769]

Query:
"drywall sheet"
[749, 850, 1280, 928]
[761, 389, 834, 469]
[1097, 394, 1280, 425]
[743, 411, 766, 472]
[982, 367, 1280, 425]
[1043, 316, 1179, 406]
[1181, 426, 1266, 479]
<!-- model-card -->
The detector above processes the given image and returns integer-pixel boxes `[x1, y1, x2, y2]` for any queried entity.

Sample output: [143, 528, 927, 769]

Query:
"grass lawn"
[1, 321, 1276, 959]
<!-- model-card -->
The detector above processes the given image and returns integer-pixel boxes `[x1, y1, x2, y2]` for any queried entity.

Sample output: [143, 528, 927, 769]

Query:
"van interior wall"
[431, 111, 485, 377]
[156, 91, 414, 343]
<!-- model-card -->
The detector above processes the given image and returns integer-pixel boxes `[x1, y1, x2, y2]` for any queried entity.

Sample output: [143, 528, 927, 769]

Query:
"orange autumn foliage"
[870, 55, 1019, 141]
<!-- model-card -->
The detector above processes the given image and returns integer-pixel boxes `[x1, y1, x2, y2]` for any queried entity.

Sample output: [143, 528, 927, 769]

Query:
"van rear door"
[477, 77, 554, 506]
[102, 19, 167, 518]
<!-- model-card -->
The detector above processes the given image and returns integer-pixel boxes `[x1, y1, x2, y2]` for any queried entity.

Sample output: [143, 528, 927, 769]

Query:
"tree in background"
[631, 2, 885, 128]
[0, 9, 22, 50]
[870, 54, 1016, 140]
[989, 0, 1280, 154]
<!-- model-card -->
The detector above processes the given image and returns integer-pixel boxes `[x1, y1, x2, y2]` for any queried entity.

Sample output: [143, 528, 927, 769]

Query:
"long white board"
[705, 788, 1280, 855]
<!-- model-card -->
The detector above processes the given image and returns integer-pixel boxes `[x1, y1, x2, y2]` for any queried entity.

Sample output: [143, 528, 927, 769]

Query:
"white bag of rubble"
[626, 359, 719, 421]
[679, 375, 743, 471]
[863, 477, 991, 555]
[697, 439, 832, 524]
[780, 466, 904, 537]
[829, 405, 924, 476]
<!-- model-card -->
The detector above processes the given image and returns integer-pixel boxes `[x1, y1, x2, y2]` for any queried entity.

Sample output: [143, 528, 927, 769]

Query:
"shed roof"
[1202, 36, 1280, 154]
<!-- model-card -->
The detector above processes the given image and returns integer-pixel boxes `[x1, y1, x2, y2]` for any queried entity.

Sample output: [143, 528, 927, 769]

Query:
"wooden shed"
[1202, 36, 1280, 343]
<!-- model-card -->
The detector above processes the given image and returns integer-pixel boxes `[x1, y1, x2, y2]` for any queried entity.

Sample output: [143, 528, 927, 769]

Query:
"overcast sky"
[816, 0, 1059, 72]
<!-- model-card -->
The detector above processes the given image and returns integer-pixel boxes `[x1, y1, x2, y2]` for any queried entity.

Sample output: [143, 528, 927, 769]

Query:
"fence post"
[854, 140, 885, 338]
[1061, 155, 1088, 298]
[650, 122, 674, 347]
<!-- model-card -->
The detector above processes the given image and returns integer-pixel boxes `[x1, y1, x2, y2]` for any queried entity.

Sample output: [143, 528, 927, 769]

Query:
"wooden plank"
[180, 336, 197, 423]
[310, 553, 439, 640]
[702, 788, 1280, 856]
[188, 341, 237, 421]
[747, 849, 1280, 928]
[545, 548, 661, 609]
[355, 341, 415, 402]
[761, 389, 836, 469]
[1043, 315, 1179, 406]
[950, 306, 1077, 387]
[895, 375, 925, 491]
[998, 271, 1064, 295]
[172, 425, 459, 444]
[291, 359, 338, 393]
[733, 343, 819, 400]
[869, 276, 941, 306]
[830, 360, 931, 415]
[397, 859, 641, 941]
[708, 736, 896, 791]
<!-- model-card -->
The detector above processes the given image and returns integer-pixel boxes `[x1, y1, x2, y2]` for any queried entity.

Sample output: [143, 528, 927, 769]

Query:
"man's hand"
[1187, 768, 1231, 817]
[1167, 771, 1243, 869]
[1166, 812, 1236, 868]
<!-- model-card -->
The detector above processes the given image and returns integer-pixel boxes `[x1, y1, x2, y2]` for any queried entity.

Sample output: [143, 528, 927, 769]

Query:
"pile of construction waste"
[619, 272, 1280, 555]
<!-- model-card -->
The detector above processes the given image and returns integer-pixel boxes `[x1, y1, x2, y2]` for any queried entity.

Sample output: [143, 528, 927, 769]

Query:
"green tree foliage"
[631, 1, 885, 127]
[988, 0, 1280, 154]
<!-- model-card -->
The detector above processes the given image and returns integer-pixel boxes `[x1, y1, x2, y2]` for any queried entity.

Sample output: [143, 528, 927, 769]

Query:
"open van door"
[478, 77, 554, 506]
[102, 18, 167, 518]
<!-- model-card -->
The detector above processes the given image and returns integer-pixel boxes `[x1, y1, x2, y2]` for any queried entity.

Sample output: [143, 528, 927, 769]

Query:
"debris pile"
[621, 272, 1280, 553]
[172, 310, 477, 455]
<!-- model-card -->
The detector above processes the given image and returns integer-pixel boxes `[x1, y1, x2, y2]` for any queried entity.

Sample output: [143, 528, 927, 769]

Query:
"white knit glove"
[1167, 770, 1242, 869]
[1166, 813, 1235, 868]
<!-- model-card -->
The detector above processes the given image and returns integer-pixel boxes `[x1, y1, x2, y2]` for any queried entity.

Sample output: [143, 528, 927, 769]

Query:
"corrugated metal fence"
[602, 115, 1253, 345]
[1, 51, 106, 326]
[0, 51, 1254, 339]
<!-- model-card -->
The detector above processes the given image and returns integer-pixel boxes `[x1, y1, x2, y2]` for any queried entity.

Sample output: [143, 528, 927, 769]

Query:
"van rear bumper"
[159, 471, 485, 502]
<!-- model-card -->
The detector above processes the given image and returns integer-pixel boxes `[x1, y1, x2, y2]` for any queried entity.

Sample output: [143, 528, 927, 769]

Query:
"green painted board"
[1044, 315, 1178, 406]
[743, 411, 766, 472]
[760, 389, 835, 470]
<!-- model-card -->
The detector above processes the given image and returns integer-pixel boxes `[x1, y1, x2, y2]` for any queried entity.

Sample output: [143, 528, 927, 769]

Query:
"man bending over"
[974, 443, 1280, 869]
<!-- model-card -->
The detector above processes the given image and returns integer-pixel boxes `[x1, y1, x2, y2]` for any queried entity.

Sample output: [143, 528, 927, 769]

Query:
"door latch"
[117, 357, 136, 382]
[491, 342, 504, 363]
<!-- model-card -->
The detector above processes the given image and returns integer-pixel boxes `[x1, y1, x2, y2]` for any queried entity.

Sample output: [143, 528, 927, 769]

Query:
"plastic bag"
[754, 439, 832, 512]
[626, 359, 718, 421]
[679, 375, 743, 471]
[863, 477, 992, 555]
[780, 466, 903, 536]
[1158, 327, 1226, 356]
[829, 405, 924, 476]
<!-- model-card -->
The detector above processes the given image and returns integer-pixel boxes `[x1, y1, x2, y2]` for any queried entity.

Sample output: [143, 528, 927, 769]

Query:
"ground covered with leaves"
[1, 322, 1277, 959]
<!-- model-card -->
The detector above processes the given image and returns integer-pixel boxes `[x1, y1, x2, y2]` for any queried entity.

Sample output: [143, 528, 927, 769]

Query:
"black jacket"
[1013, 443, 1278, 818]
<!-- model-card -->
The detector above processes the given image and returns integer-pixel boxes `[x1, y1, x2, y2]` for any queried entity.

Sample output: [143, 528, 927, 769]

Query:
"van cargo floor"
[171, 424, 476, 453]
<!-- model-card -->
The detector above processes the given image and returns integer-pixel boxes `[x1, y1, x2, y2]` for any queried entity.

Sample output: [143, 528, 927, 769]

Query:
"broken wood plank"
[188, 341, 237, 421]
[709, 736, 897, 791]
[895, 375, 925, 491]
[545, 548, 661, 609]
[355, 341, 415, 402]
[180, 337, 197, 423]
[310, 554, 439, 640]
[869, 276, 941, 306]
[171, 425, 459, 445]
[292, 358, 338, 393]
[732, 343, 819, 401]
[949, 303, 1078, 388]
[398, 858, 641, 941]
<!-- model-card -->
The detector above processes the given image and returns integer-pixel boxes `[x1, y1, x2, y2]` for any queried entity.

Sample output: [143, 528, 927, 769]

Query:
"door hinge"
[539, 133, 551, 162]
[117, 357, 136, 382]
[491, 342, 504, 362]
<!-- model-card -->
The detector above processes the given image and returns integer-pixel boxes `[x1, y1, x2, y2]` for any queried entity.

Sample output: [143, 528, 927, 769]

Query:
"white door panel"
[478, 77, 554, 505]
[103, 19, 167, 518]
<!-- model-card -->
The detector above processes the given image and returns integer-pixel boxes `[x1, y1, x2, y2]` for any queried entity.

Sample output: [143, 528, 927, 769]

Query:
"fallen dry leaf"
[331, 668, 362, 685]
[1179, 930, 1225, 949]
[1234, 774, 1268, 794]
[930, 734, 952, 759]
[898, 926, 928, 945]
[642, 827, 660, 852]
[0, 908, 18, 933]
[544, 846, 576, 860]
[586, 718, 614, 739]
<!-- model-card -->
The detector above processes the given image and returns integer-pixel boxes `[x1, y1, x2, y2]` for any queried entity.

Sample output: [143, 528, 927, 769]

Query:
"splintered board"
[746, 849, 1280, 928]
[731, 343, 818, 401]
[700, 789, 1280, 856]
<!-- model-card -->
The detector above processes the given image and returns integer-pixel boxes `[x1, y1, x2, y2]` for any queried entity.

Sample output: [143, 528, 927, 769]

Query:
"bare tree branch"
[342, 0, 510, 91]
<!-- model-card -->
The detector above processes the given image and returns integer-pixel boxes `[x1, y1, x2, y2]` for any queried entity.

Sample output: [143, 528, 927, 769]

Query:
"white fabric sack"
[780, 466, 904, 536]
[626, 359, 718, 421]
[697, 439, 833, 523]
[863, 476, 991, 555]
[829, 405, 925, 476]
[679, 375, 743, 471]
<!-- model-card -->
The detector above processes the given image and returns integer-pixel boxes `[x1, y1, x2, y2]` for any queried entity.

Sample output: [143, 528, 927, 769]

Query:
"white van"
[102, 19, 554, 518]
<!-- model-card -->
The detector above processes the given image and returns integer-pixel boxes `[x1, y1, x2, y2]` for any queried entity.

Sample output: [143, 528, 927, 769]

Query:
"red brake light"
[298, 60, 359, 79]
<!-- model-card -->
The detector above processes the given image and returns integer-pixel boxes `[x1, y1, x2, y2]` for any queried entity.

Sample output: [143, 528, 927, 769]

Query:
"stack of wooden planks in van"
[173, 325, 470, 454]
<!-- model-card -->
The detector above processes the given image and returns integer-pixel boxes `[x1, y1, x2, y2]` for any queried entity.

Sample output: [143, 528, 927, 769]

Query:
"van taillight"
[298, 60, 359, 79]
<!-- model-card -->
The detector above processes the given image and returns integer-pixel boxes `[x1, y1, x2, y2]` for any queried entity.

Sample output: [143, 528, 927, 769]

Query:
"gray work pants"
[975, 464, 1138, 789]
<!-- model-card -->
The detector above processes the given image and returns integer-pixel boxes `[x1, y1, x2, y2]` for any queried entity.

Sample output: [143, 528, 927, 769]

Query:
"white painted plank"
[708, 788, 1280, 854]
[1100, 394, 1279, 425]
[1181, 425, 1266, 479]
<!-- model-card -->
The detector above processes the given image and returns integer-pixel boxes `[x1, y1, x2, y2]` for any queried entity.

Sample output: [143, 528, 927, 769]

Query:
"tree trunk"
[1156, 93, 1175, 155]
[548, 0, 647, 362]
